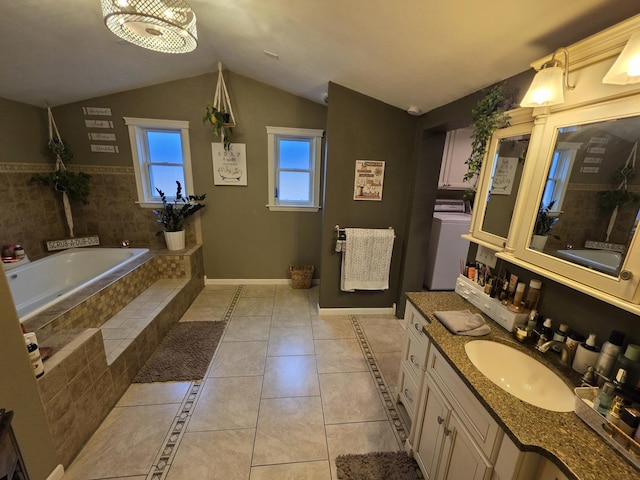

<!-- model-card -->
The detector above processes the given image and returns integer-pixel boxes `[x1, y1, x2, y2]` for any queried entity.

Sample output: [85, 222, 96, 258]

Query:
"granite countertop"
[405, 291, 640, 480]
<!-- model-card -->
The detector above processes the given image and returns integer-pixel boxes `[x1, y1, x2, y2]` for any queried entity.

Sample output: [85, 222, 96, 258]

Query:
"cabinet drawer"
[398, 367, 420, 420]
[403, 326, 429, 380]
[427, 348, 502, 459]
[405, 301, 430, 340]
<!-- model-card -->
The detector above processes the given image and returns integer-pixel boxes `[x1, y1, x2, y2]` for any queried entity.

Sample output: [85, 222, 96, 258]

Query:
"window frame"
[266, 126, 324, 212]
[541, 141, 581, 213]
[124, 117, 194, 207]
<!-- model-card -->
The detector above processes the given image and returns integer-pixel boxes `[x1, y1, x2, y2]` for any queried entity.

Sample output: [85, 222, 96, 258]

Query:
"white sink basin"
[464, 340, 574, 412]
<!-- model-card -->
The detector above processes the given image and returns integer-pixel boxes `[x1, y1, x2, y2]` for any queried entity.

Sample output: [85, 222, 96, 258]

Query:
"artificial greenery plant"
[153, 181, 206, 234]
[203, 104, 232, 151]
[464, 84, 513, 186]
[534, 201, 560, 237]
[31, 139, 91, 204]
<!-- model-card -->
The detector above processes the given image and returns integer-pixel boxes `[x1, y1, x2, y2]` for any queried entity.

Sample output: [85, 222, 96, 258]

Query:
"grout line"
[349, 315, 409, 447]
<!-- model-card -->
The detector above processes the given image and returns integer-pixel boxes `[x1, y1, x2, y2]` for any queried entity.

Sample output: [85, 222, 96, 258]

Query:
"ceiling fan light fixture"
[101, 0, 198, 54]
[603, 31, 640, 85]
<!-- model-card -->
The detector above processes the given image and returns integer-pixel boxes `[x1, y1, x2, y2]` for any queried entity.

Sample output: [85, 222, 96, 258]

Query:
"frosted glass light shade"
[101, 0, 197, 54]
[603, 32, 640, 84]
[520, 66, 565, 107]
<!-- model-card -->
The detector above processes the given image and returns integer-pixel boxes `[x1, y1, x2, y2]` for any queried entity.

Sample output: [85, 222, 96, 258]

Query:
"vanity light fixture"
[101, 0, 198, 54]
[603, 31, 640, 84]
[520, 48, 575, 108]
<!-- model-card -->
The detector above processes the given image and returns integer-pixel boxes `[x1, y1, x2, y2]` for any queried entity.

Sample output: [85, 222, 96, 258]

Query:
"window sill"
[266, 204, 321, 212]
[135, 201, 163, 209]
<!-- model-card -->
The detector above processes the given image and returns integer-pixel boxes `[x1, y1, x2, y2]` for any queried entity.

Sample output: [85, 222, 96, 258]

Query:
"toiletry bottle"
[499, 279, 509, 304]
[524, 279, 542, 311]
[509, 282, 526, 312]
[572, 333, 599, 374]
[593, 381, 616, 415]
[565, 331, 585, 363]
[539, 318, 553, 342]
[594, 330, 626, 382]
[14, 245, 25, 260]
[552, 323, 569, 352]
[620, 407, 640, 438]
[526, 309, 538, 332]
[24, 333, 44, 378]
[613, 344, 640, 389]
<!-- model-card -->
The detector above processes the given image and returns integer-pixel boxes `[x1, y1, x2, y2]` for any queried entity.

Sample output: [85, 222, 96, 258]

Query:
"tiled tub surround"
[33, 246, 204, 467]
[0, 162, 197, 260]
[406, 292, 639, 480]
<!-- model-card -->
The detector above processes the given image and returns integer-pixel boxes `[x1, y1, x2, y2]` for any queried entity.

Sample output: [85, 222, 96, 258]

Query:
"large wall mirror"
[530, 114, 640, 278]
[513, 96, 640, 303]
[470, 112, 533, 250]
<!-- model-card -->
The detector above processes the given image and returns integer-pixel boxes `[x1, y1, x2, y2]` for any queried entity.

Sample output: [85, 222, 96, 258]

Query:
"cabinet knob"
[404, 388, 414, 402]
[414, 323, 421, 333]
[443, 426, 452, 436]
[410, 355, 420, 368]
[437, 416, 444, 425]
[620, 270, 632, 281]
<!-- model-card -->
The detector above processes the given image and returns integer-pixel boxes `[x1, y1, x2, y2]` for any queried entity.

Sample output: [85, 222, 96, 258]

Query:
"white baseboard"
[46, 464, 64, 480]
[317, 304, 396, 316]
[205, 278, 319, 286]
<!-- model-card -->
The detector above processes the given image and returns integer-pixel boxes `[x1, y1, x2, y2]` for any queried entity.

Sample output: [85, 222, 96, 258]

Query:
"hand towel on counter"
[434, 310, 491, 336]
[341, 228, 395, 291]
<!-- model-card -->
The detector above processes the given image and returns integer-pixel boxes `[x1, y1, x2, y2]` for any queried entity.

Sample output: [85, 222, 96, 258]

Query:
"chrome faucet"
[536, 340, 572, 365]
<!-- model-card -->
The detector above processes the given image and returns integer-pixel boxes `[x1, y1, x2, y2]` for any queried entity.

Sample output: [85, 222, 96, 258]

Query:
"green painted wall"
[318, 83, 418, 308]
[49, 71, 327, 280]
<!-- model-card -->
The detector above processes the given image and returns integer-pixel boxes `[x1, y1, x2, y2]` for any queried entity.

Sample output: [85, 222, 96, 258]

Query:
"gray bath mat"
[133, 321, 226, 383]
[336, 451, 423, 480]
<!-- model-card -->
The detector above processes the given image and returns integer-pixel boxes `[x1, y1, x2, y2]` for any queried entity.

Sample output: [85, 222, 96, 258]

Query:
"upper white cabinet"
[439, 128, 475, 190]
[466, 109, 534, 251]
[466, 14, 640, 314]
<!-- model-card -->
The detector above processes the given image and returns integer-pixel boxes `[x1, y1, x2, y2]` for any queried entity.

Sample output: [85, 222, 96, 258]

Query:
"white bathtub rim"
[12, 247, 149, 323]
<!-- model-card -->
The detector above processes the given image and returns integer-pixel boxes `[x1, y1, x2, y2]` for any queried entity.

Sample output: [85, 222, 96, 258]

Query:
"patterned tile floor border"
[350, 315, 409, 447]
[145, 285, 243, 480]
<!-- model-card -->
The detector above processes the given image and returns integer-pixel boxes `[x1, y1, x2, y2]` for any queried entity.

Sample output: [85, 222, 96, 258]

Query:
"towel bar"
[334, 225, 394, 239]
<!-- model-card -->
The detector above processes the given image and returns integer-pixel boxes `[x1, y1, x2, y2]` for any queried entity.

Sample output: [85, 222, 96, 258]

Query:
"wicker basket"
[290, 265, 314, 289]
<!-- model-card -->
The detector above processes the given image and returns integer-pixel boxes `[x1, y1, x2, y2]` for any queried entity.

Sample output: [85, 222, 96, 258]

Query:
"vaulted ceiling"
[2, 1, 639, 111]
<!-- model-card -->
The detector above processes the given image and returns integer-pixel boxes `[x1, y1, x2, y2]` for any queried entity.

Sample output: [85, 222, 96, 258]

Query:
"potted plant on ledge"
[531, 201, 560, 251]
[153, 181, 206, 251]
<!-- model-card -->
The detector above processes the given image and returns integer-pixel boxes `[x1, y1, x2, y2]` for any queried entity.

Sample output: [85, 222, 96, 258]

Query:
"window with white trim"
[541, 141, 581, 212]
[266, 126, 324, 212]
[124, 117, 195, 206]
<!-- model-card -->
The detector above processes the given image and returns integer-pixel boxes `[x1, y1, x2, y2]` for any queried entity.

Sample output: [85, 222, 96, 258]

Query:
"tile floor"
[63, 284, 406, 480]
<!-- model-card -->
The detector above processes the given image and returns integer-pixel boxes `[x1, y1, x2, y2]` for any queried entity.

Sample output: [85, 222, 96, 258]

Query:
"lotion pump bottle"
[572, 333, 599, 374]
[594, 330, 626, 382]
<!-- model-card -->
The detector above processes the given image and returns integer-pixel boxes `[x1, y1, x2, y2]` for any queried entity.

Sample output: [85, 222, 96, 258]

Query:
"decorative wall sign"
[88, 132, 117, 141]
[212, 143, 247, 185]
[354, 160, 385, 201]
[490, 156, 518, 195]
[85, 119, 113, 128]
[82, 107, 112, 116]
[90, 144, 119, 153]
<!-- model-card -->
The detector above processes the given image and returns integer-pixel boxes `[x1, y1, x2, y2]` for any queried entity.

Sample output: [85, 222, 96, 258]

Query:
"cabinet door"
[439, 128, 474, 190]
[437, 412, 492, 480]
[415, 379, 449, 480]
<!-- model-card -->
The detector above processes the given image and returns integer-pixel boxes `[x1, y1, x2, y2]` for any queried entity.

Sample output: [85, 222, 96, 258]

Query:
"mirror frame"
[511, 95, 640, 302]
[467, 109, 534, 251]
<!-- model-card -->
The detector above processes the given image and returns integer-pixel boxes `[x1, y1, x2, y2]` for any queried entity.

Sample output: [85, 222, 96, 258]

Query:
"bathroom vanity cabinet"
[398, 301, 431, 428]
[397, 295, 635, 480]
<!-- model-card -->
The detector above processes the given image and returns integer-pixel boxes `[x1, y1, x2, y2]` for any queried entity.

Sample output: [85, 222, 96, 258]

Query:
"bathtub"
[5, 247, 149, 321]
[556, 248, 622, 276]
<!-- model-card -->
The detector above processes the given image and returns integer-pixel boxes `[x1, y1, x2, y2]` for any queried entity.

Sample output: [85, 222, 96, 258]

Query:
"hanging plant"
[464, 85, 513, 185]
[31, 140, 91, 204]
[598, 164, 639, 215]
[203, 104, 232, 151]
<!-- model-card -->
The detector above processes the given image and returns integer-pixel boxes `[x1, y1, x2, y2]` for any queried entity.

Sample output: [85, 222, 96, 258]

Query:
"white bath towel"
[434, 310, 491, 336]
[341, 228, 395, 291]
